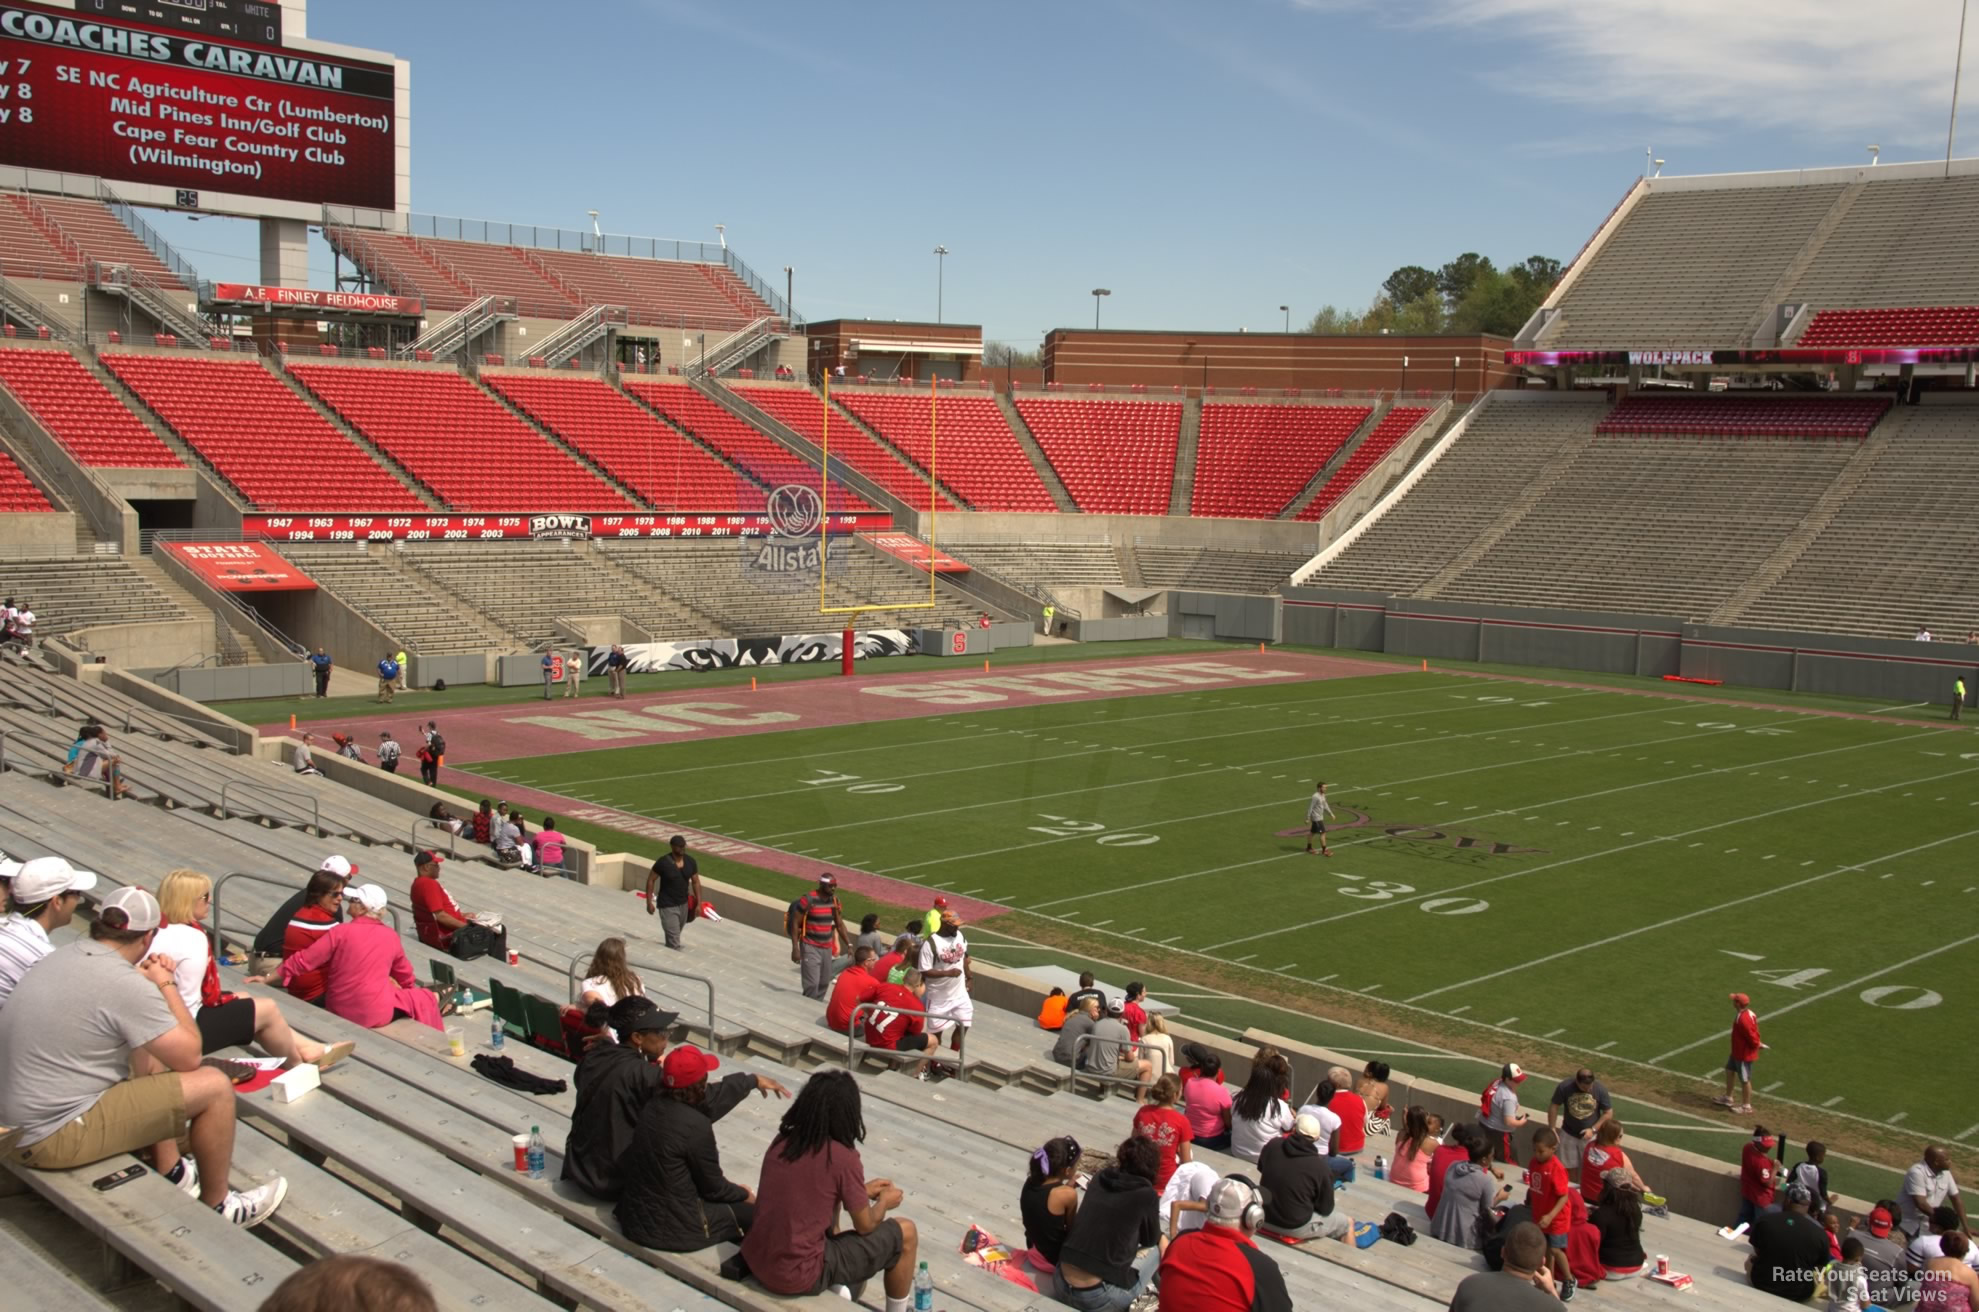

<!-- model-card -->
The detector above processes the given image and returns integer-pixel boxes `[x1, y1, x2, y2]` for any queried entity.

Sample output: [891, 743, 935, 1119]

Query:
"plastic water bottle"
[912, 1261, 933, 1311]
[1373, 1154, 1387, 1180]
[526, 1125, 545, 1179]
[490, 1015, 505, 1050]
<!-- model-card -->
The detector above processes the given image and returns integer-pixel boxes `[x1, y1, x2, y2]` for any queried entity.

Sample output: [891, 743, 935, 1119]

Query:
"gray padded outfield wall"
[1282, 587, 1972, 702]
[1168, 591, 1282, 644]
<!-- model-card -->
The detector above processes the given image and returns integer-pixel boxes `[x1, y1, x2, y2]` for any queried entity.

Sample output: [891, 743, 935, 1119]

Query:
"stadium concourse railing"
[218, 780, 323, 834]
[564, 953, 716, 1039]
[1066, 1029, 1153, 1095]
[847, 999, 969, 1082]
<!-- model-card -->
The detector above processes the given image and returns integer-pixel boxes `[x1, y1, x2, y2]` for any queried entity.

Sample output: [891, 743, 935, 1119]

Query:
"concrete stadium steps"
[277, 544, 522, 655]
[1310, 399, 1609, 596]
[392, 540, 709, 646]
[1730, 402, 1979, 638]
[943, 542, 1126, 590]
[1548, 184, 1847, 347]
[1779, 175, 1979, 309]
[0, 556, 189, 635]
[1130, 546, 1308, 594]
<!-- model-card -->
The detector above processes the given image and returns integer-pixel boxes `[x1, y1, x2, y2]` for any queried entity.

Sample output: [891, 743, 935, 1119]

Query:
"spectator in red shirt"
[1132, 1074, 1194, 1191]
[1323, 1065, 1368, 1159]
[1525, 1127, 1577, 1299]
[408, 852, 507, 959]
[1716, 992, 1764, 1115]
[1579, 1119, 1651, 1203]
[1157, 1176, 1293, 1312]
[278, 868, 346, 1003]
[1736, 1127, 1780, 1230]
[824, 948, 882, 1034]
[1120, 982, 1149, 1042]
[862, 971, 934, 1071]
[1426, 1122, 1478, 1221]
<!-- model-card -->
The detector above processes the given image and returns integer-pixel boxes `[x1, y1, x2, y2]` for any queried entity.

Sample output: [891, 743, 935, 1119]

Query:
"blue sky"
[147, 0, 1971, 346]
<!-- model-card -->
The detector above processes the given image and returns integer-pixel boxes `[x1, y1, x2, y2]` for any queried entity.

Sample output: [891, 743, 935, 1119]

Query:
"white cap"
[99, 886, 161, 932]
[12, 855, 99, 904]
[346, 882, 388, 911]
[1293, 1113, 1326, 1140]
[318, 855, 357, 878]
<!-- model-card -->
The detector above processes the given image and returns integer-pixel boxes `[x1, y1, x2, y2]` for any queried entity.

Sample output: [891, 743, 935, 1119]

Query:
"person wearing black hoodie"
[1054, 1136, 1165, 1310]
[1257, 1112, 1353, 1242]
[616, 1046, 759, 1251]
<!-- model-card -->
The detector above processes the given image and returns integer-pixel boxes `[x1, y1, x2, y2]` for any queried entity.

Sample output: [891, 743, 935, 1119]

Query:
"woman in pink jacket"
[278, 883, 446, 1031]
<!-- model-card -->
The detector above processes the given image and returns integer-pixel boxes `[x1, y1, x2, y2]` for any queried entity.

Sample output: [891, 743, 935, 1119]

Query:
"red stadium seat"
[0, 348, 183, 469]
[1192, 402, 1372, 518]
[1296, 407, 1433, 521]
[834, 391, 1057, 512]
[1014, 398, 1182, 514]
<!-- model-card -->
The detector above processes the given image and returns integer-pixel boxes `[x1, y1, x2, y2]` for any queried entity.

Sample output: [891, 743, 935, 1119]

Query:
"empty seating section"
[0, 348, 182, 467]
[1780, 176, 1979, 309]
[1191, 402, 1371, 517]
[624, 380, 872, 512]
[28, 197, 189, 288]
[1436, 436, 1857, 618]
[599, 538, 981, 634]
[0, 557, 186, 634]
[482, 372, 760, 512]
[1798, 306, 1979, 346]
[277, 545, 516, 653]
[1314, 400, 1607, 594]
[1133, 547, 1305, 592]
[1296, 406, 1430, 521]
[1549, 184, 1845, 346]
[734, 386, 957, 512]
[0, 196, 82, 281]
[102, 354, 426, 511]
[289, 363, 631, 511]
[326, 228, 770, 328]
[836, 390, 1058, 511]
[394, 542, 712, 643]
[1597, 395, 1889, 439]
[1015, 398, 1179, 514]
[0, 447, 51, 511]
[946, 541, 1124, 589]
[1736, 405, 1979, 638]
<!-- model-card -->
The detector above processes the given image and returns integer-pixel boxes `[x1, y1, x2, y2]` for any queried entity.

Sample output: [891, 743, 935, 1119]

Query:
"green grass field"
[466, 660, 1978, 1193]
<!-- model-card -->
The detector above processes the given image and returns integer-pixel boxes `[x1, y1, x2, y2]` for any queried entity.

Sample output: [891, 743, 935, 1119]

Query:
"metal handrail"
[411, 817, 459, 858]
[122, 703, 240, 743]
[1067, 1030, 1151, 1091]
[218, 779, 322, 833]
[565, 953, 716, 1038]
[211, 870, 402, 957]
[847, 999, 967, 1082]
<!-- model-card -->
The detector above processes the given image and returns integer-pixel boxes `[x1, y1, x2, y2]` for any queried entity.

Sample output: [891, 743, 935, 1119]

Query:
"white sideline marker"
[1091, 919, 1114, 928]
[1449, 1004, 1471, 1015]
[1496, 1016, 1519, 1027]
[1762, 1081, 1784, 1092]
[1275, 963, 1298, 972]
[1124, 927, 1146, 935]
[1889, 1112, 1909, 1124]
[1823, 1096, 1846, 1107]
[1955, 1124, 1979, 1143]
[1544, 1028, 1566, 1038]
[1594, 1040, 1617, 1051]
[1234, 953, 1257, 963]
[1316, 973, 1338, 984]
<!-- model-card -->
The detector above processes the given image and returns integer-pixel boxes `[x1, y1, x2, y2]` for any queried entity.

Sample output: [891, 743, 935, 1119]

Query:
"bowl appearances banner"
[0, 1, 395, 210]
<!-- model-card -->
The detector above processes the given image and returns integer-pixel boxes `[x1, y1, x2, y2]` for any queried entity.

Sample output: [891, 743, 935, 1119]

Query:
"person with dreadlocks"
[737, 1070, 921, 1308]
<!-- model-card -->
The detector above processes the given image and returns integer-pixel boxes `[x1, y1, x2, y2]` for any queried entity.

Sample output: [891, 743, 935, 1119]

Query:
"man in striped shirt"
[790, 874, 848, 1000]
[1304, 781, 1334, 857]
[0, 856, 97, 1009]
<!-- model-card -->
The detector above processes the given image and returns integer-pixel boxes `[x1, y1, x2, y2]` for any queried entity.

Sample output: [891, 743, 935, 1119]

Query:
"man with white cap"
[1157, 1174, 1293, 1311]
[248, 856, 354, 978]
[1479, 1062, 1531, 1166]
[1257, 1112, 1353, 1243]
[0, 856, 96, 1009]
[0, 885, 287, 1226]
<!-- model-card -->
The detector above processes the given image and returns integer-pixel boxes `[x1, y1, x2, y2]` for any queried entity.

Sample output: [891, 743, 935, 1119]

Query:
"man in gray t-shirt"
[0, 887, 287, 1227]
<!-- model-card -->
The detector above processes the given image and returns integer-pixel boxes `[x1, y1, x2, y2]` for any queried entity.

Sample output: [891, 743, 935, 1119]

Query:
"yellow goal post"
[817, 371, 939, 619]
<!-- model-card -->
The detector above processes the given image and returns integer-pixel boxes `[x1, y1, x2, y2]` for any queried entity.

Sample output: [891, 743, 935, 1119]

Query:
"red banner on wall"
[860, 532, 970, 573]
[164, 541, 317, 591]
[211, 284, 422, 317]
[239, 511, 893, 543]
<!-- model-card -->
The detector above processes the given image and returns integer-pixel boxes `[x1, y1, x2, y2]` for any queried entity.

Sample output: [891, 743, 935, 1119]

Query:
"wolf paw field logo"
[745, 483, 826, 594]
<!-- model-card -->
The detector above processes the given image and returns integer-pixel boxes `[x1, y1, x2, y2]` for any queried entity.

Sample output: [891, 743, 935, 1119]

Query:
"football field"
[463, 655, 1978, 1169]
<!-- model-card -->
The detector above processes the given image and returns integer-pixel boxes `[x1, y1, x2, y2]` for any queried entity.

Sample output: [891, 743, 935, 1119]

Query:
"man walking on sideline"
[377, 731, 401, 774]
[540, 650, 557, 700]
[1304, 781, 1333, 856]
[376, 652, 399, 703]
[1714, 992, 1763, 1115]
[790, 874, 847, 1000]
[607, 645, 629, 699]
[645, 835, 701, 950]
[1954, 676, 1966, 721]
[306, 646, 332, 698]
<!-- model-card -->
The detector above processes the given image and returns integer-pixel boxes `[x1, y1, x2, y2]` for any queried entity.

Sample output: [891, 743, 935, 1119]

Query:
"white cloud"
[1294, 0, 1971, 154]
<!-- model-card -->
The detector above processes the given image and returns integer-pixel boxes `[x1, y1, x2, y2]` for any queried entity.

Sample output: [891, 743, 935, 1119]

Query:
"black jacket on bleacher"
[563, 1043, 752, 1200]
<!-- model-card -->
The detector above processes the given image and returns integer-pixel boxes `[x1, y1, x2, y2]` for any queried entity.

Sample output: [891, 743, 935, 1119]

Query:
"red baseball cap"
[1730, 992, 1751, 1007]
[1753, 1131, 1777, 1149]
[661, 1045, 720, 1089]
[933, 896, 949, 910]
[1866, 1205, 1894, 1237]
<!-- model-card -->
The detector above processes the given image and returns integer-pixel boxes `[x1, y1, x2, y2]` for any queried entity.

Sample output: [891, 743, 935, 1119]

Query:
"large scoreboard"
[0, 0, 397, 211]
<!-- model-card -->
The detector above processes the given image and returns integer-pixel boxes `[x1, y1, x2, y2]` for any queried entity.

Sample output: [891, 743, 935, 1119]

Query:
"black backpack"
[430, 732, 447, 756]
[448, 921, 493, 961]
[1379, 1212, 1417, 1246]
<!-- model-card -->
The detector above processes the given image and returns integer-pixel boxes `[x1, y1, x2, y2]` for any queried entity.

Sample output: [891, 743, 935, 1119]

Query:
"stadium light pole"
[1868, 144, 1881, 165]
[1401, 354, 1409, 396]
[587, 210, 601, 252]
[1451, 355, 1460, 396]
[1092, 287, 1111, 330]
[933, 246, 948, 324]
[783, 265, 793, 319]
[1949, 0, 1970, 178]
[1281, 304, 1290, 332]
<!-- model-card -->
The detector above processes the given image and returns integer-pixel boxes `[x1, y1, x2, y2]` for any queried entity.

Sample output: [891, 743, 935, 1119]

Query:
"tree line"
[1306, 253, 1562, 337]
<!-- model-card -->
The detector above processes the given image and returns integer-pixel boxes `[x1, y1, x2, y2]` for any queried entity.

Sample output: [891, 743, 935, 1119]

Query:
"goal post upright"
[815, 368, 942, 628]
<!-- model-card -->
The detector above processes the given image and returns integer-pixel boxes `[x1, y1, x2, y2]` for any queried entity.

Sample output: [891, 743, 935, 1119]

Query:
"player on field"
[1303, 781, 1334, 856]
